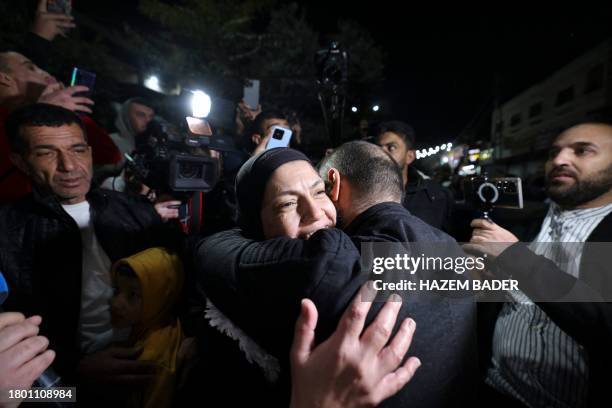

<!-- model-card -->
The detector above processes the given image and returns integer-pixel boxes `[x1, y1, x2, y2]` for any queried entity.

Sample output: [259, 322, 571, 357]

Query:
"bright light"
[428, 148, 434, 154]
[372, 105, 380, 112]
[435, 146, 440, 153]
[442, 156, 449, 164]
[144, 75, 161, 92]
[447, 146, 452, 152]
[441, 144, 446, 150]
[458, 164, 476, 176]
[416, 151, 422, 159]
[448, 142, 453, 148]
[191, 90, 211, 118]
[351, 106, 358, 113]
[421, 149, 427, 156]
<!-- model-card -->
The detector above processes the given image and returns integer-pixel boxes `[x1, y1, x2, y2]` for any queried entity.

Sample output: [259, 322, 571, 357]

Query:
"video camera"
[125, 90, 234, 196]
[464, 174, 524, 218]
[315, 41, 349, 147]
[315, 41, 349, 90]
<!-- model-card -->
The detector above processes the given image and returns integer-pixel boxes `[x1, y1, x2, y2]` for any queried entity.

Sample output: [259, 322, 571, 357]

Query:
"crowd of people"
[1, 3, 612, 408]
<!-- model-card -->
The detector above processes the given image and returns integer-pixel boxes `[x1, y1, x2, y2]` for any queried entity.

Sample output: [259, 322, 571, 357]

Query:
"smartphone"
[266, 126, 293, 150]
[243, 79, 260, 110]
[70, 67, 96, 97]
[464, 176, 524, 210]
[47, 0, 72, 15]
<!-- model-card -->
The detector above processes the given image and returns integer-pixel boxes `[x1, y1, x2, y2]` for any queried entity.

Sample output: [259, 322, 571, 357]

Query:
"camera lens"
[178, 161, 203, 179]
[273, 129, 284, 140]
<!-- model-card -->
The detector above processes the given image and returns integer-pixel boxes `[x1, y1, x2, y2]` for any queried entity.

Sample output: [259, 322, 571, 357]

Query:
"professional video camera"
[125, 90, 234, 196]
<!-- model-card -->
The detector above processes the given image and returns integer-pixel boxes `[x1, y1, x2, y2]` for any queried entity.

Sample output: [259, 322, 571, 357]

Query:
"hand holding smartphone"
[70, 67, 96, 97]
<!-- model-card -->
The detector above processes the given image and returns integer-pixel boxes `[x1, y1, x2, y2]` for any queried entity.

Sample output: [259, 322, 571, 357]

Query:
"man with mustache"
[0, 104, 184, 405]
[469, 122, 612, 407]
[0, 50, 121, 203]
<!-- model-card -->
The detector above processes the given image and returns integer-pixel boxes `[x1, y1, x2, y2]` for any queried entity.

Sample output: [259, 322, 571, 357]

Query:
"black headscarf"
[235, 148, 310, 239]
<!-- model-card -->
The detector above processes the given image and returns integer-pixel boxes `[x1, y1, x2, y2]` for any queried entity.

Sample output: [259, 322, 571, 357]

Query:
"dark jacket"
[196, 202, 477, 408]
[478, 210, 612, 408]
[404, 166, 454, 232]
[0, 187, 184, 381]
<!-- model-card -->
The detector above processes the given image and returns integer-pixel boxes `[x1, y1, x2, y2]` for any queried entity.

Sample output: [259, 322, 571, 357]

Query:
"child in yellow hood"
[111, 247, 184, 408]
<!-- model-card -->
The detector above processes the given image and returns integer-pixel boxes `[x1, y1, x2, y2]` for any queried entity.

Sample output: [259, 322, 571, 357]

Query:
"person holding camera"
[468, 122, 612, 407]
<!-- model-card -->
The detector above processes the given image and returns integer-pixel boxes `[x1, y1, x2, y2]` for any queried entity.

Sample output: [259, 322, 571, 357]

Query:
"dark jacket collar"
[406, 165, 423, 189]
[30, 185, 108, 218]
[343, 202, 405, 237]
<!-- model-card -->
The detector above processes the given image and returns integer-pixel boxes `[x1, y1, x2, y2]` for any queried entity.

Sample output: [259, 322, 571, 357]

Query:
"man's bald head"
[319, 141, 404, 206]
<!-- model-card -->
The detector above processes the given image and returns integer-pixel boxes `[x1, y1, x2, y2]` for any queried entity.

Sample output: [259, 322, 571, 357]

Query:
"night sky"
[309, 6, 612, 146]
[76, 1, 612, 146]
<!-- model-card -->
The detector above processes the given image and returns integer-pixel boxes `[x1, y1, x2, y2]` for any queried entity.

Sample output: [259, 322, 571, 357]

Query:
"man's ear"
[0, 72, 12, 87]
[0, 73, 18, 96]
[327, 168, 341, 202]
[9, 152, 29, 175]
[251, 134, 262, 146]
[406, 149, 416, 166]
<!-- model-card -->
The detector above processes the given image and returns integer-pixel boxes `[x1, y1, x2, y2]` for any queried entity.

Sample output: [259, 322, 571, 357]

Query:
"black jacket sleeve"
[195, 228, 364, 356]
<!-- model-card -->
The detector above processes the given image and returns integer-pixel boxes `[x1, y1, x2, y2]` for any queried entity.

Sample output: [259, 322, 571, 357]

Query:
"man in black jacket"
[376, 121, 454, 232]
[196, 143, 476, 407]
[0, 104, 184, 400]
[468, 121, 612, 408]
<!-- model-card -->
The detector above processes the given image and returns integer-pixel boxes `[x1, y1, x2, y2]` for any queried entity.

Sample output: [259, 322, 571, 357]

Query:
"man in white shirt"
[469, 122, 612, 408]
[0, 103, 184, 404]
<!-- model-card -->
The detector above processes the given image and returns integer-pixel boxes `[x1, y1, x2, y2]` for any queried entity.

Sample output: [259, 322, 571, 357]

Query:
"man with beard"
[469, 122, 612, 408]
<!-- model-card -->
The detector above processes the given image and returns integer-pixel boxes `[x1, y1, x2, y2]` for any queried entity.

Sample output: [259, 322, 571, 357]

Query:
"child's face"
[111, 274, 142, 328]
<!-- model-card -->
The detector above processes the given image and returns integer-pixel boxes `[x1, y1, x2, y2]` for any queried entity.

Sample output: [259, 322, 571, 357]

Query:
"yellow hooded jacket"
[113, 247, 184, 408]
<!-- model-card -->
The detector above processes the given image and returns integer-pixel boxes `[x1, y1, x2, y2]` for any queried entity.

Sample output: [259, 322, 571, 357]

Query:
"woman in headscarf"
[188, 148, 341, 406]
[234, 147, 336, 240]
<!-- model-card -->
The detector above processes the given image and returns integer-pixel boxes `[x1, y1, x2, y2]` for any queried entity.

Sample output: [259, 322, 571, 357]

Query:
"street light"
[351, 106, 358, 113]
[372, 105, 380, 112]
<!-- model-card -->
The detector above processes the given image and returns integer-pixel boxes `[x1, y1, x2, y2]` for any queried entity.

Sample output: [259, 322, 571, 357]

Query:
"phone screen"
[70, 67, 96, 96]
[47, 0, 72, 15]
